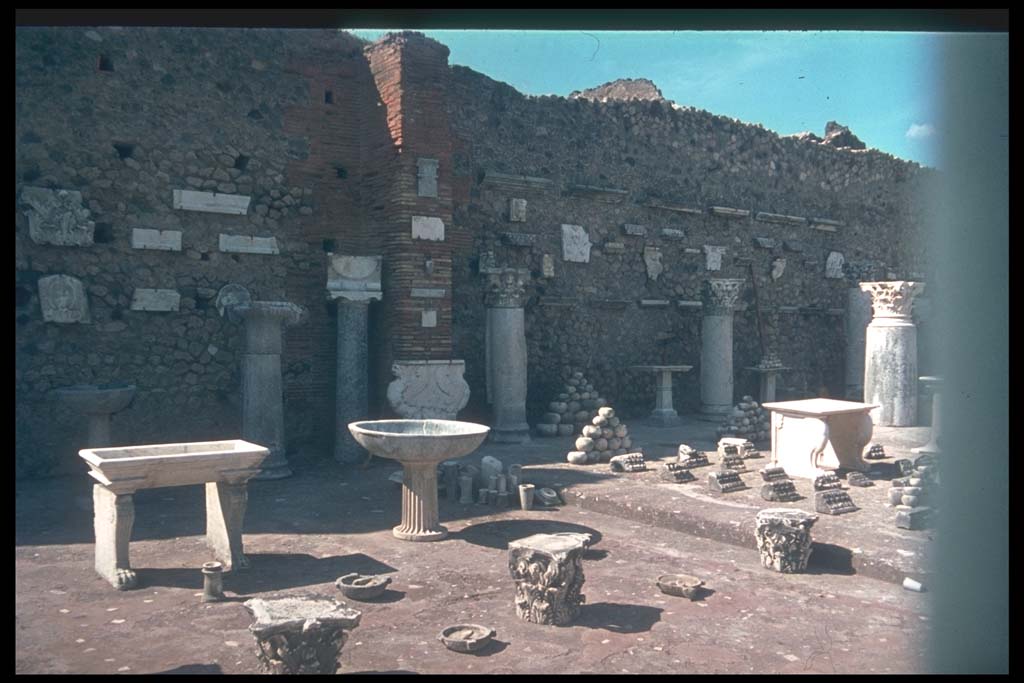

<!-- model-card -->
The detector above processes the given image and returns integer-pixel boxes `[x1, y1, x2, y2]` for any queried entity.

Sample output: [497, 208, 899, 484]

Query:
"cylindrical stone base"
[393, 462, 447, 542]
[701, 314, 735, 414]
[864, 319, 918, 426]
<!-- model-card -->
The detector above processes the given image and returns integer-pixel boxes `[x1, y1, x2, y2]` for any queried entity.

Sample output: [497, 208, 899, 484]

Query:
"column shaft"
[487, 307, 530, 442]
[241, 354, 290, 478]
[701, 313, 735, 414]
[335, 301, 370, 464]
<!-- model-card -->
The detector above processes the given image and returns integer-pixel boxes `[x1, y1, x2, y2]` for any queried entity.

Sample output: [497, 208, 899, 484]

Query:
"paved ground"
[15, 413, 936, 674]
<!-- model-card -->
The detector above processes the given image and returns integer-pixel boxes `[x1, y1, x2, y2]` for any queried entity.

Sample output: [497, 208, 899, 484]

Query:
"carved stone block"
[219, 234, 279, 254]
[660, 463, 697, 483]
[677, 445, 710, 468]
[771, 258, 787, 280]
[761, 480, 801, 502]
[661, 228, 686, 240]
[131, 228, 181, 251]
[815, 490, 859, 515]
[509, 198, 527, 222]
[846, 472, 874, 487]
[130, 288, 181, 312]
[39, 274, 91, 323]
[417, 158, 439, 198]
[703, 245, 726, 271]
[720, 453, 748, 473]
[174, 189, 251, 215]
[21, 186, 95, 246]
[760, 466, 790, 483]
[755, 509, 818, 573]
[245, 597, 361, 675]
[708, 470, 747, 493]
[326, 254, 383, 302]
[826, 251, 846, 278]
[561, 224, 591, 263]
[609, 452, 646, 473]
[895, 505, 933, 530]
[603, 241, 626, 254]
[412, 216, 445, 241]
[541, 254, 555, 278]
[813, 473, 843, 491]
[387, 360, 470, 419]
[623, 223, 647, 236]
[864, 443, 886, 460]
[894, 459, 915, 476]
[643, 246, 663, 281]
[508, 533, 587, 626]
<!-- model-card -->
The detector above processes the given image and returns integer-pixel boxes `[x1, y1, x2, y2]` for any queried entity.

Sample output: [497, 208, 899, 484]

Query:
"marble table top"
[761, 398, 879, 417]
[630, 365, 694, 372]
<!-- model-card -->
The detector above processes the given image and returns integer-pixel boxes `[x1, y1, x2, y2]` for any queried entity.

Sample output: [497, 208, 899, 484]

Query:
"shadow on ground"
[452, 520, 603, 550]
[155, 663, 224, 675]
[806, 543, 856, 576]
[575, 602, 663, 634]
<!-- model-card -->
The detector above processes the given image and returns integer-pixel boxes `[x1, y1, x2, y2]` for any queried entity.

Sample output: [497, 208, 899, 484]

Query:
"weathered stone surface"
[660, 462, 696, 483]
[759, 466, 790, 483]
[822, 121, 866, 150]
[244, 597, 361, 674]
[326, 254, 383, 302]
[708, 470, 747, 493]
[416, 157, 439, 198]
[501, 232, 537, 247]
[561, 224, 591, 263]
[21, 186, 95, 246]
[602, 241, 626, 254]
[761, 480, 801, 502]
[813, 472, 843, 491]
[762, 399, 875, 479]
[332, 298, 372, 464]
[173, 189, 250, 215]
[219, 234, 280, 254]
[660, 228, 686, 240]
[643, 246, 663, 281]
[508, 533, 587, 626]
[861, 281, 925, 426]
[421, 310, 437, 328]
[38, 274, 90, 323]
[703, 245, 726, 271]
[826, 251, 846, 278]
[864, 443, 887, 460]
[846, 472, 874, 487]
[678, 444, 710, 468]
[770, 257, 787, 280]
[701, 279, 744, 415]
[754, 236, 779, 249]
[131, 228, 182, 251]
[130, 288, 181, 312]
[710, 206, 750, 219]
[411, 215, 445, 241]
[509, 197, 527, 222]
[623, 223, 647, 236]
[755, 508, 818, 573]
[815, 489, 859, 515]
[410, 287, 446, 299]
[541, 254, 555, 278]
[609, 452, 645, 473]
[485, 269, 530, 443]
[895, 506, 932, 530]
[387, 360, 471, 420]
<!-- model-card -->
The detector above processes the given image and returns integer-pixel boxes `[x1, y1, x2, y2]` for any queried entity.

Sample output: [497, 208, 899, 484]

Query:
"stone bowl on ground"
[348, 420, 491, 465]
[438, 624, 496, 653]
[335, 573, 392, 601]
[656, 574, 705, 599]
[54, 382, 136, 415]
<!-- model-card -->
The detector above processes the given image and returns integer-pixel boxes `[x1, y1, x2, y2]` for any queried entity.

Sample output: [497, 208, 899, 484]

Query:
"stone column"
[912, 376, 944, 454]
[394, 461, 447, 541]
[327, 254, 383, 465]
[860, 281, 925, 426]
[508, 533, 588, 625]
[93, 485, 137, 590]
[244, 597, 362, 675]
[700, 279, 745, 415]
[844, 266, 875, 400]
[219, 286, 307, 479]
[485, 268, 531, 443]
[754, 508, 818, 573]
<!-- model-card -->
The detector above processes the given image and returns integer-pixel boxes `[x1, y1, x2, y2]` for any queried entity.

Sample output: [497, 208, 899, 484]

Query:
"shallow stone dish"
[438, 624, 496, 653]
[534, 487, 562, 506]
[335, 573, 392, 601]
[656, 574, 705, 599]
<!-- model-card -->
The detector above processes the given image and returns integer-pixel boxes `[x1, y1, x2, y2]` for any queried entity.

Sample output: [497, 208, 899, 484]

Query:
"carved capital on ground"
[754, 508, 818, 573]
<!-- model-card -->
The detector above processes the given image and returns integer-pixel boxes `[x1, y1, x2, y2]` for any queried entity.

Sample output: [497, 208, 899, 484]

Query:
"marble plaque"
[219, 234, 280, 254]
[703, 245, 727, 271]
[417, 158, 439, 198]
[510, 198, 527, 222]
[173, 189, 250, 215]
[131, 228, 182, 251]
[826, 251, 845, 278]
[131, 288, 181, 311]
[644, 246, 664, 281]
[411, 288, 446, 299]
[421, 310, 438, 328]
[39, 274, 90, 323]
[603, 241, 626, 254]
[21, 187, 95, 246]
[412, 216, 445, 241]
[561, 224, 591, 263]
[754, 236, 779, 249]
[326, 254, 383, 301]
[623, 223, 647, 236]
[501, 232, 537, 247]
[542, 254, 555, 278]
[660, 228, 686, 240]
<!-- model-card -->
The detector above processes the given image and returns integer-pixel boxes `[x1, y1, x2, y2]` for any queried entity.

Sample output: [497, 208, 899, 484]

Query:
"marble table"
[743, 364, 791, 403]
[911, 376, 943, 455]
[630, 365, 693, 427]
[761, 398, 879, 480]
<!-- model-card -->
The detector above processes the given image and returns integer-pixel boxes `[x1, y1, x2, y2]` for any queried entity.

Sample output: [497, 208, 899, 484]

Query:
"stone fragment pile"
[536, 369, 608, 438]
[716, 395, 770, 443]
[888, 454, 939, 530]
[566, 406, 634, 465]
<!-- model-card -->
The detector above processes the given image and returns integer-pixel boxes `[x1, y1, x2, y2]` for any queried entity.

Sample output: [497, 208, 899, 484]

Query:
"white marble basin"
[56, 383, 136, 415]
[348, 420, 490, 465]
[79, 439, 270, 494]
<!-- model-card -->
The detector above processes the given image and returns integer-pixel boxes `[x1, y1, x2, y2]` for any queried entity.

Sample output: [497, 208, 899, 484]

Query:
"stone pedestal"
[700, 279, 745, 414]
[244, 597, 361, 675]
[912, 376, 944, 454]
[394, 462, 447, 541]
[845, 285, 874, 400]
[755, 508, 818, 573]
[631, 365, 693, 426]
[508, 533, 587, 626]
[744, 364, 790, 404]
[387, 360, 470, 419]
[55, 383, 136, 448]
[762, 398, 877, 480]
[327, 255, 383, 464]
[485, 269, 531, 443]
[860, 281, 925, 426]
[219, 286, 307, 479]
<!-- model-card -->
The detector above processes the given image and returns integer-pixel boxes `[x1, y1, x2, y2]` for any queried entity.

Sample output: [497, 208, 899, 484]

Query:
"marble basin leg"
[93, 485, 137, 590]
[912, 378, 943, 454]
[394, 462, 447, 542]
[205, 482, 250, 570]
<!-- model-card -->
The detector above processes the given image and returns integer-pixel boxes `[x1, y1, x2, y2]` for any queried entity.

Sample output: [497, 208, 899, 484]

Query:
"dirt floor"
[15, 417, 936, 674]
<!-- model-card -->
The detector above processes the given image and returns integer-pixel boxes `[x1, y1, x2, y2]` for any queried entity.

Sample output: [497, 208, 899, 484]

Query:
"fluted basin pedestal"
[349, 420, 490, 542]
[55, 383, 136, 448]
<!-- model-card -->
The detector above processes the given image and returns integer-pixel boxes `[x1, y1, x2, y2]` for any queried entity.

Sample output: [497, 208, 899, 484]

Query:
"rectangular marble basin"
[79, 439, 270, 494]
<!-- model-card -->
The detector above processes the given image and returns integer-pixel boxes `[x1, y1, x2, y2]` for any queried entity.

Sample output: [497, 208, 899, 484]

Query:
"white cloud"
[906, 123, 936, 139]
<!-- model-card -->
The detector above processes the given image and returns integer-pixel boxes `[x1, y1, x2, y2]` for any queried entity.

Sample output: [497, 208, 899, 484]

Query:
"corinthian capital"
[702, 278, 745, 314]
[859, 281, 925, 319]
[485, 268, 530, 308]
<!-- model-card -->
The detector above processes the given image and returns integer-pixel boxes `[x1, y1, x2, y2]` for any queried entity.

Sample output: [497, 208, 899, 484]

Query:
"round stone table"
[911, 375, 943, 455]
[631, 365, 693, 427]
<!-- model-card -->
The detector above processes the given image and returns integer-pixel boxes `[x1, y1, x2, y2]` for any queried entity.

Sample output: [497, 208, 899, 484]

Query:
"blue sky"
[350, 30, 943, 168]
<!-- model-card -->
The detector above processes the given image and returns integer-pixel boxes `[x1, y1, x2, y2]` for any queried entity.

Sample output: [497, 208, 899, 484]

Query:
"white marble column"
[700, 279, 745, 415]
[485, 268, 531, 443]
[860, 281, 925, 426]
[845, 285, 874, 400]
[219, 286, 306, 479]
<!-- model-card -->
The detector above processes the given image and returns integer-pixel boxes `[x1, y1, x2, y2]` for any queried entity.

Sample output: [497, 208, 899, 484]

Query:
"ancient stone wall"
[445, 66, 937, 424]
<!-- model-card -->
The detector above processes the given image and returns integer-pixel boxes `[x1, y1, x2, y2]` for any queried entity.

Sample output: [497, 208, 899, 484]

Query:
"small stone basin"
[335, 573, 392, 601]
[438, 623, 496, 653]
[348, 420, 490, 465]
[55, 383, 136, 415]
[348, 420, 490, 542]
[656, 574, 705, 600]
[79, 439, 270, 494]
